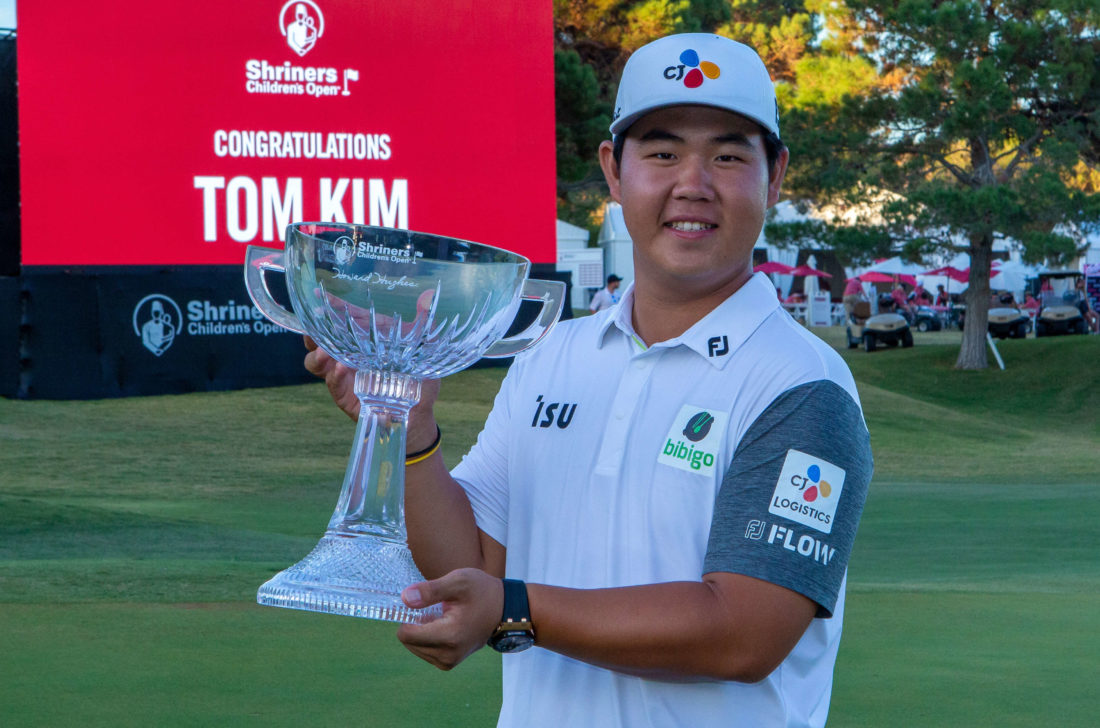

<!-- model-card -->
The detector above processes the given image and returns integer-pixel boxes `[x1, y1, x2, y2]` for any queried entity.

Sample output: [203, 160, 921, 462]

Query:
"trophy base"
[257, 533, 441, 624]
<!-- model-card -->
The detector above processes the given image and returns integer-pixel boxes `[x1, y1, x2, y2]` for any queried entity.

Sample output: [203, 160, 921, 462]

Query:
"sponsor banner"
[10, 264, 570, 399]
[15, 267, 314, 398]
[17, 1, 555, 267]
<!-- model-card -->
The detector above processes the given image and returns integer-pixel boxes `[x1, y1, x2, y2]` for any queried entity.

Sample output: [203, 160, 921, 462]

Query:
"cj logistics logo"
[769, 450, 846, 534]
[664, 49, 721, 88]
[794, 463, 833, 502]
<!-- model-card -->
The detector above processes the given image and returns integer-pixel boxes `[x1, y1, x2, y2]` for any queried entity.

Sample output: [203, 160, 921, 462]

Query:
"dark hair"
[611, 125, 785, 173]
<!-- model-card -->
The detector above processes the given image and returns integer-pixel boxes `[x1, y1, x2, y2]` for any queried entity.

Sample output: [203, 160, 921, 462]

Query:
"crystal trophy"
[244, 223, 565, 623]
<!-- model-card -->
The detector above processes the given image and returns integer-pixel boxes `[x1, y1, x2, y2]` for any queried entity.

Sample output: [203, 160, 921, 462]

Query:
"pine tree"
[783, 0, 1100, 369]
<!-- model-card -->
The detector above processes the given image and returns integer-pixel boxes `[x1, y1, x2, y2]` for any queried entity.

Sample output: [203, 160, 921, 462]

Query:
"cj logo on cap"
[663, 49, 721, 88]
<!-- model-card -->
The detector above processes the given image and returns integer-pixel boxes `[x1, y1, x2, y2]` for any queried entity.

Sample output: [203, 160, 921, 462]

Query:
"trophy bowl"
[244, 223, 565, 623]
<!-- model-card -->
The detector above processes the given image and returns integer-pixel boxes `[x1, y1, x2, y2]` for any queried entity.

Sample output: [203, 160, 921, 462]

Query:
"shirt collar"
[596, 282, 637, 345]
[596, 274, 782, 368]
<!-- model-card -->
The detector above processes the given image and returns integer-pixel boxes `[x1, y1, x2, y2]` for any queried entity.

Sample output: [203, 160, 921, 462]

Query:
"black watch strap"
[501, 578, 531, 625]
[488, 578, 535, 652]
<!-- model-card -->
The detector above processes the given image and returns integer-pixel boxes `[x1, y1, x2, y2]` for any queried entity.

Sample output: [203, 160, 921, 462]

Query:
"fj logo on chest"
[531, 395, 578, 429]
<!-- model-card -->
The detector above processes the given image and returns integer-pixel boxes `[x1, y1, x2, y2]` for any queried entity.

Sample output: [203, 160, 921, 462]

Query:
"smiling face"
[600, 105, 787, 302]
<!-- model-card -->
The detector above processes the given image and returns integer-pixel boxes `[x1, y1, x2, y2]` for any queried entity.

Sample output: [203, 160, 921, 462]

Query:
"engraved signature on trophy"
[332, 270, 419, 290]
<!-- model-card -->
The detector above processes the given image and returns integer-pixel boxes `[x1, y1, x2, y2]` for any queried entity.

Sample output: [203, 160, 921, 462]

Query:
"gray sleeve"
[703, 380, 872, 617]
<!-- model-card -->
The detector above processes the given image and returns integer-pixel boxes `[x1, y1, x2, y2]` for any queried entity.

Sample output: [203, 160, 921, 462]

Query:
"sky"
[1, 0, 14, 29]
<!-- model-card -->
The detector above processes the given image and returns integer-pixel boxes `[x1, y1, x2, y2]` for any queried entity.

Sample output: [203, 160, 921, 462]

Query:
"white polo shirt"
[452, 273, 873, 728]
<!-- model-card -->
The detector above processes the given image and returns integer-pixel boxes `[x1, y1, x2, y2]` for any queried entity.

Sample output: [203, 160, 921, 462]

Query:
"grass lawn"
[1, 330, 1098, 726]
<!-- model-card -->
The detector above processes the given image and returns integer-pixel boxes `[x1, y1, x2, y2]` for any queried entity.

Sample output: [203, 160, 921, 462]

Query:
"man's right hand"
[303, 336, 361, 420]
[303, 337, 441, 450]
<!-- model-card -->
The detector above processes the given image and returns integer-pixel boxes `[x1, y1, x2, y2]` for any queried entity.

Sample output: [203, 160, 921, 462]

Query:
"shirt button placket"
[596, 353, 655, 472]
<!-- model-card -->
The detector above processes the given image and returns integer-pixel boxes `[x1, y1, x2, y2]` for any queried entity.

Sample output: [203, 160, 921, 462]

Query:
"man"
[588, 274, 623, 313]
[306, 33, 872, 727]
[890, 281, 913, 321]
[842, 277, 867, 320]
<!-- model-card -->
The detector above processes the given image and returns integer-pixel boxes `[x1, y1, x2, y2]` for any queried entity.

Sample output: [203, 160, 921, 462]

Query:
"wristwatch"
[488, 578, 536, 653]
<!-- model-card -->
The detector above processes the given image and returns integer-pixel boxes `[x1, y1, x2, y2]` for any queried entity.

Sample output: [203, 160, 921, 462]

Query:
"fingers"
[396, 569, 503, 671]
[302, 338, 360, 420]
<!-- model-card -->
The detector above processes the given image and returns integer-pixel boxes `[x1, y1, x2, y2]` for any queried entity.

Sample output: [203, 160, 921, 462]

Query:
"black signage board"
[5, 265, 571, 400]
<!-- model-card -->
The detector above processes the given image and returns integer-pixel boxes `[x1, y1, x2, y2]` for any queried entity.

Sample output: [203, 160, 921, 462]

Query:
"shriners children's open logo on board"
[658, 405, 728, 475]
[133, 294, 183, 357]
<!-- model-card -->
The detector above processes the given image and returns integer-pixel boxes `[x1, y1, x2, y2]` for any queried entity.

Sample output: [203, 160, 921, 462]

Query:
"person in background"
[910, 285, 932, 306]
[934, 284, 949, 307]
[588, 274, 623, 313]
[1075, 277, 1099, 333]
[890, 281, 913, 321]
[842, 277, 866, 321]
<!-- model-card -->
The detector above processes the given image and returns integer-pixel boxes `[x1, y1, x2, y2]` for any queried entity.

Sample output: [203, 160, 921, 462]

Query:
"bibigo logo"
[658, 405, 728, 475]
[663, 49, 720, 88]
[280, 1, 324, 57]
[769, 449, 845, 535]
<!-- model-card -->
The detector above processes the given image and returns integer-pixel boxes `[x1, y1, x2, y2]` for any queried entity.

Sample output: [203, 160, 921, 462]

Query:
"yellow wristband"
[405, 426, 441, 465]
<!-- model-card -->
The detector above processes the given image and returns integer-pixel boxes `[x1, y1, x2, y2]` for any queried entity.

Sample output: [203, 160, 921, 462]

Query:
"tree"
[782, 0, 1100, 369]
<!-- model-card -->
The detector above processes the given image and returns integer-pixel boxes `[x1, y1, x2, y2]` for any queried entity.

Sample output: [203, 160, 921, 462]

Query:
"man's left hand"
[397, 568, 504, 670]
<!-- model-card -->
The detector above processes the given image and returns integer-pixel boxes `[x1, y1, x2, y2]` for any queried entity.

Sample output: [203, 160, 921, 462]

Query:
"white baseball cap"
[610, 33, 780, 139]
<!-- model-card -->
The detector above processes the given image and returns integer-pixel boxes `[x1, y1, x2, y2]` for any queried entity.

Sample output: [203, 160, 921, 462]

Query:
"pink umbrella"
[921, 265, 969, 283]
[754, 261, 795, 274]
[790, 265, 832, 278]
[860, 271, 916, 286]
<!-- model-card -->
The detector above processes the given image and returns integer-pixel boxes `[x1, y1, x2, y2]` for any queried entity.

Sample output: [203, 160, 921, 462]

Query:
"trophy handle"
[483, 278, 566, 358]
[244, 245, 306, 334]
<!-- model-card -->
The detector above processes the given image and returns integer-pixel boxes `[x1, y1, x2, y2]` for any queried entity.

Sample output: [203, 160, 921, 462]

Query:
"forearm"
[403, 449, 489, 578]
[527, 574, 816, 683]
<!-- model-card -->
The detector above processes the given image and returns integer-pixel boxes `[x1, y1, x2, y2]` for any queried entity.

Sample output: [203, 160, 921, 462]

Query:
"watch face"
[491, 631, 535, 653]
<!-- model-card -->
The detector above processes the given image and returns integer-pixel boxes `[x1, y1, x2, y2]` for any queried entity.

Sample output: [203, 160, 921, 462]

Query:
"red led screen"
[17, 0, 556, 265]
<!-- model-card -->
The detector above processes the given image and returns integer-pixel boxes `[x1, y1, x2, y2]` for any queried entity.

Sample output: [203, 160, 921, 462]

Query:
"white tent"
[556, 219, 602, 311]
[990, 260, 1042, 293]
[597, 202, 635, 288]
[862, 256, 926, 277]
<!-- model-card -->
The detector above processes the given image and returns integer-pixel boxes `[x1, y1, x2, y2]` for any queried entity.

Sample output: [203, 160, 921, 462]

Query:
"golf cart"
[911, 305, 944, 332]
[845, 300, 913, 352]
[987, 305, 1031, 339]
[1035, 271, 1088, 337]
[956, 294, 1031, 339]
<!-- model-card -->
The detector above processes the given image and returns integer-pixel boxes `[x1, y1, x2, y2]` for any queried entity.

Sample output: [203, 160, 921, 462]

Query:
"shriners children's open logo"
[664, 49, 721, 88]
[280, 0, 324, 57]
[133, 294, 183, 357]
